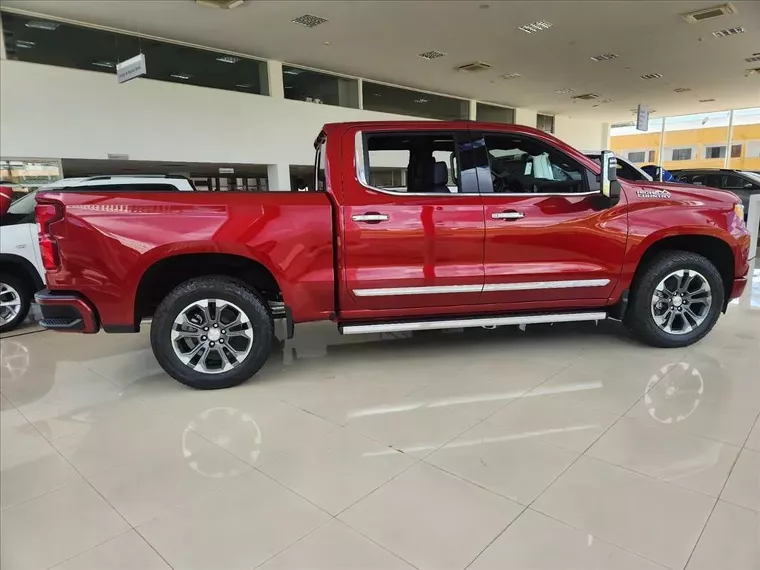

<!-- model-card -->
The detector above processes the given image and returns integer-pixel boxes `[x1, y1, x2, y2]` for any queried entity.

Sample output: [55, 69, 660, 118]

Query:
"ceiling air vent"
[291, 14, 329, 28]
[699, 99, 716, 103]
[457, 61, 492, 72]
[554, 88, 575, 94]
[712, 26, 744, 37]
[590, 53, 619, 62]
[500, 72, 522, 80]
[518, 20, 553, 34]
[745, 55, 760, 63]
[674, 87, 692, 93]
[681, 3, 736, 23]
[640, 73, 663, 80]
[195, 0, 245, 8]
[571, 93, 600, 101]
[418, 50, 446, 60]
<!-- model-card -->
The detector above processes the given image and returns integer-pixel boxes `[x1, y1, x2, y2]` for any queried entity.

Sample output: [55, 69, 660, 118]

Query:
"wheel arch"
[630, 234, 734, 310]
[0, 253, 44, 293]
[133, 252, 283, 329]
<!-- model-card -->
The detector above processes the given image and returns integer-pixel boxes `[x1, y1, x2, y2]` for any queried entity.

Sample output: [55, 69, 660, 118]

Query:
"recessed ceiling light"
[712, 26, 744, 37]
[216, 56, 240, 64]
[413, 98, 430, 104]
[171, 74, 192, 80]
[291, 14, 328, 28]
[640, 73, 663, 80]
[554, 88, 575, 94]
[25, 20, 59, 30]
[699, 98, 716, 103]
[590, 53, 619, 62]
[15, 40, 36, 49]
[92, 61, 115, 68]
[674, 87, 692, 93]
[518, 20, 553, 34]
[500, 73, 522, 80]
[418, 50, 446, 60]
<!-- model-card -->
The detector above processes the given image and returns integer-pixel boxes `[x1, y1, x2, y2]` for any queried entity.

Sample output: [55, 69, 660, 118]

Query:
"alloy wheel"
[650, 269, 712, 335]
[171, 299, 253, 374]
[0, 282, 22, 326]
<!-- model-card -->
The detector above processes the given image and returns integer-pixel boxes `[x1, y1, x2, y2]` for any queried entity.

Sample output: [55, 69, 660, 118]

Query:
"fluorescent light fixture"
[216, 55, 240, 64]
[171, 74, 192, 80]
[15, 40, 36, 49]
[92, 60, 116, 68]
[413, 98, 430, 103]
[25, 20, 60, 30]
[518, 20, 553, 34]
[236, 83, 252, 88]
[500, 73, 522, 80]
[640, 73, 663, 80]
[712, 26, 744, 37]
[554, 88, 575, 94]
[291, 14, 328, 28]
[418, 50, 446, 60]
[590, 53, 619, 62]
[283, 69, 303, 75]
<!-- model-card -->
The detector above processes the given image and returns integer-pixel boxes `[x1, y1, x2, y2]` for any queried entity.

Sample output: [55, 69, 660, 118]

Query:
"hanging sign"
[116, 53, 147, 84]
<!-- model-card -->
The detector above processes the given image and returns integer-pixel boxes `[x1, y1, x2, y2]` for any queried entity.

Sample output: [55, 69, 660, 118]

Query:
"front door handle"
[352, 212, 389, 224]
[492, 210, 524, 220]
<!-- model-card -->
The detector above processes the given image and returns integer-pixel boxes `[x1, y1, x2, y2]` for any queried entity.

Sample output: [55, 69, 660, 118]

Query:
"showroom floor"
[1, 271, 758, 570]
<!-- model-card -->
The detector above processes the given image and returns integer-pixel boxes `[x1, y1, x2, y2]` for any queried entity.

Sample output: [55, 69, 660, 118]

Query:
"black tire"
[625, 250, 724, 348]
[150, 277, 274, 389]
[0, 272, 32, 334]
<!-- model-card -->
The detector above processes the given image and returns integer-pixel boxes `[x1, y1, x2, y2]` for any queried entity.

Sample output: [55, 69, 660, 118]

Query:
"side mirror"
[0, 186, 12, 217]
[600, 151, 621, 206]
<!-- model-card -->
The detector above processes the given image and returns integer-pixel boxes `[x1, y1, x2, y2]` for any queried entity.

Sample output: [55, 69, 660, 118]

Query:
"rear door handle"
[352, 212, 389, 224]
[492, 210, 524, 220]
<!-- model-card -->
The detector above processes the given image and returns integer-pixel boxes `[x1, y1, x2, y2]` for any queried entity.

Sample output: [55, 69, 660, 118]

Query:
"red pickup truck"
[35, 121, 751, 389]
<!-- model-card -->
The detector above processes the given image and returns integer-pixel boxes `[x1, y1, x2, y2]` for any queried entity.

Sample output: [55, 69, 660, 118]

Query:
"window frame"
[476, 131, 597, 197]
[355, 130, 474, 196]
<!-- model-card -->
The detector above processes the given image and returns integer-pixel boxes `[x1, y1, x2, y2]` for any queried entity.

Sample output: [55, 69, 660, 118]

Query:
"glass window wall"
[362, 82, 468, 120]
[282, 66, 358, 108]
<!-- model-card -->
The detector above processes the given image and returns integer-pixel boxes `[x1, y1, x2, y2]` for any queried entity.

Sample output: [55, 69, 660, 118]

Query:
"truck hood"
[631, 181, 740, 209]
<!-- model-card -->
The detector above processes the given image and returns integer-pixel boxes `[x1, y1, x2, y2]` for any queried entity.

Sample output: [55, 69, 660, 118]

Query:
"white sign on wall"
[116, 53, 147, 84]
[636, 104, 650, 131]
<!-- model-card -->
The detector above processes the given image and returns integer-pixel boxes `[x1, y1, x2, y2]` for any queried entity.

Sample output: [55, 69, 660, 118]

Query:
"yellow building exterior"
[611, 123, 760, 172]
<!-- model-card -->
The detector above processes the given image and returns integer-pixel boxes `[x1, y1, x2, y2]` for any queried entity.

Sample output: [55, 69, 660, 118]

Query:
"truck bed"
[39, 190, 335, 327]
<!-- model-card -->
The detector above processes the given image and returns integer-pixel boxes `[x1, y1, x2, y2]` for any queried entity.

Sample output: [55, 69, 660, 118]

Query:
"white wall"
[554, 115, 611, 151]
[0, 60, 610, 167]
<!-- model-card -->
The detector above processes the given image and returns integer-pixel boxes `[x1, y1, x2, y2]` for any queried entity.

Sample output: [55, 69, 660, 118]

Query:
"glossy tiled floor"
[1, 270, 759, 570]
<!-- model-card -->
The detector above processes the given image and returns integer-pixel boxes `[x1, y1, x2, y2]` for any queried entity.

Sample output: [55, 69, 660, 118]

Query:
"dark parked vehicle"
[671, 169, 759, 222]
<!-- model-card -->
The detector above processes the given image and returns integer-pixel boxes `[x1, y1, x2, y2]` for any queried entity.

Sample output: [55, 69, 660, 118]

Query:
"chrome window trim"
[354, 278, 610, 297]
[355, 131, 602, 198]
[354, 131, 473, 197]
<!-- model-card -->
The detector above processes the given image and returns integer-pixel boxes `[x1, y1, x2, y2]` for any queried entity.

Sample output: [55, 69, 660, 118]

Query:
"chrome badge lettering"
[637, 189, 671, 199]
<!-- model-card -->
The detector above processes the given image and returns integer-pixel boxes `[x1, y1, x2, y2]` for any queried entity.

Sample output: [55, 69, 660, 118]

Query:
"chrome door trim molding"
[352, 213, 389, 222]
[354, 284, 483, 297]
[341, 311, 608, 335]
[483, 278, 610, 292]
[353, 278, 610, 297]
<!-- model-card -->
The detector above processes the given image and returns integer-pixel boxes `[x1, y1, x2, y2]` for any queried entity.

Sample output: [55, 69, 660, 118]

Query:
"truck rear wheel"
[625, 251, 724, 348]
[150, 277, 274, 389]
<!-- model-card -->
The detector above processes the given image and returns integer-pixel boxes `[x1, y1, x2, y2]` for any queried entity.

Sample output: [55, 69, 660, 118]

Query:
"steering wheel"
[491, 169, 524, 193]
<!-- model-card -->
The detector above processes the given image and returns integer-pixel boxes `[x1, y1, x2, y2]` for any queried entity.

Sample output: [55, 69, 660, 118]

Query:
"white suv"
[0, 175, 194, 332]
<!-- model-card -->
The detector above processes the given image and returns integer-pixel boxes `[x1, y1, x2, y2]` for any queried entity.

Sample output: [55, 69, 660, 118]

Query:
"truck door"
[340, 129, 485, 314]
[473, 132, 627, 306]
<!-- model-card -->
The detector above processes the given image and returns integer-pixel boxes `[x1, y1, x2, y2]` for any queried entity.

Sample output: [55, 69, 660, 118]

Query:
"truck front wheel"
[150, 277, 274, 389]
[626, 251, 724, 348]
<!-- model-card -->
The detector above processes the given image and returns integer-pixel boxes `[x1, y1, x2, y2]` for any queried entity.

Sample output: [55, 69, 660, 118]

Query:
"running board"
[339, 311, 607, 335]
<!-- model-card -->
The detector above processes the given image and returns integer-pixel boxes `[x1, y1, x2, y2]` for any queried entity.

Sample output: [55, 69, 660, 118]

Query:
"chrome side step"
[339, 311, 607, 335]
